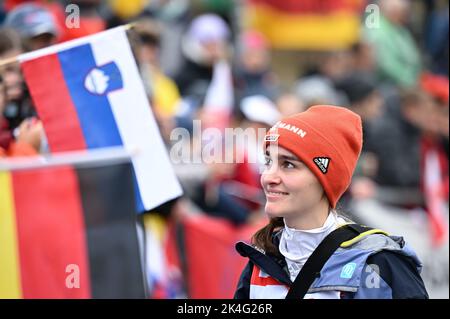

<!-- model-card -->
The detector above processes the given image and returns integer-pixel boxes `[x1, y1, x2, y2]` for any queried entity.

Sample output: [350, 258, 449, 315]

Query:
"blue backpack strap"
[285, 224, 381, 300]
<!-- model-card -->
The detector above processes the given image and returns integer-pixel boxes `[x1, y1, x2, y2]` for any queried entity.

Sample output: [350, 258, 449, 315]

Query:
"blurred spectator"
[0, 29, 18, 151]
[275, 92, 305, 117]
[316, 50, 353, 82]
[350, 39, 377, 75]
[418, 72, 449, 246]
[295, 75, 345, 107]
[238, 94, 280, 175]
[131, 18, 181, 144]
[218, 95, 280, 212]
[239, 95, 279, 127]
[4, 3, 58, 51]
[421, 72, 450, 110]
[367, 89, 435, 206]
[424, 0, 449, 76]
[173, 13, 233, 134]
[173, 94, 280, 225]
[9, 116, 43, 156]
[294, 51, 351, 107]
[364, 0, 422, 87]
[134, 0, 191, 77]
[0, 73, 12, 151]
[234, 30, 278, 100]
[175, 13, 230, 101]
[421, 73, 449, 141]
[0, 27, 36, 131]
[420, 71, 449, 197]
[335, 73, 384, 141]
[0, 75, 41, 157]
[0, 27, 43, 157]
[336, 73, 384, 204]
[176, 157, 254, 225]
[172, 139, 254, 225]
[133, 19, 180, 115]
[0, 27, 23, 62]
[197, 163, 253, 225]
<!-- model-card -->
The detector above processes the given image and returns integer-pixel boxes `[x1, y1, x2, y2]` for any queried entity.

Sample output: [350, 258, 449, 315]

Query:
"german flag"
[244, 0, 364, 50]
[0, 157, 146, 298]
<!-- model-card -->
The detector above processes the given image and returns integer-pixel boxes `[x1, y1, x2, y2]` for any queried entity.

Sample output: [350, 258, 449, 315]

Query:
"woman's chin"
[264, 204, 285, 219]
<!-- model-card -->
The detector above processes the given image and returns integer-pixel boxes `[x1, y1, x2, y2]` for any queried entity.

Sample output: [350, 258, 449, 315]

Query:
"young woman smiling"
[234, 105, 428, 299]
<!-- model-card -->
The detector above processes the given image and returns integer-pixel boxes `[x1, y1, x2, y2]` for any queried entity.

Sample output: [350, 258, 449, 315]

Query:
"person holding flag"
[234, 105, 429, 299]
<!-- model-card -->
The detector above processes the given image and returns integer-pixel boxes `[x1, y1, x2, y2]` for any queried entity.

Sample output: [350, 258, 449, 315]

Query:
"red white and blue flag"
[19, 26, 182, 212]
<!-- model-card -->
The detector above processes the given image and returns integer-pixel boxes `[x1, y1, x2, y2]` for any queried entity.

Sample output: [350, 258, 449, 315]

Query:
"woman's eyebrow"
[265, 151, 300, 162]
[279, 155, 300, 162]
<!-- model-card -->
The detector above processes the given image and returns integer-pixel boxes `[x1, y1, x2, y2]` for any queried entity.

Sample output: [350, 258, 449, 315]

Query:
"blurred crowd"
[0, 0, 448, 298]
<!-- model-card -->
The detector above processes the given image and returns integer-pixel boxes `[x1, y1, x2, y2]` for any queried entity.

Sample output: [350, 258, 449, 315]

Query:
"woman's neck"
[283, 200, 331, 230]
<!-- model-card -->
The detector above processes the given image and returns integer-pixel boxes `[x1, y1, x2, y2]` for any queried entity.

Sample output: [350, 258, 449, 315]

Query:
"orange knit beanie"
[264, 105, 363, 208]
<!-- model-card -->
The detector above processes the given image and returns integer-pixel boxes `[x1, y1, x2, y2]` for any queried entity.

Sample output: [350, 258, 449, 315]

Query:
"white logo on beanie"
[313, 157, 330, 174]
[270, 121, 307, 138]
[264, 134, 279, 142]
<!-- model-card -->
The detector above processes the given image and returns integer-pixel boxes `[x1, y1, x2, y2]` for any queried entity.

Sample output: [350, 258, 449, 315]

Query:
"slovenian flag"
[19, 26, 182, 212]
[0, 150, 146, 298]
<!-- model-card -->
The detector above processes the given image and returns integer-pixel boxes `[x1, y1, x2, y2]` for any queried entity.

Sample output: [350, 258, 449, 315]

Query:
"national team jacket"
[234, 227, 429, 299]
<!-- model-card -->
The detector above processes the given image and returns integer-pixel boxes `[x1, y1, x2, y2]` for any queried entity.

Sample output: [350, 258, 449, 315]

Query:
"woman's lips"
[265, 190, 289, 200]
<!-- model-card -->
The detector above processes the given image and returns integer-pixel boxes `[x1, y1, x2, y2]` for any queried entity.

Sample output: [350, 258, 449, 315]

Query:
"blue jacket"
[234, 227, 429, 299]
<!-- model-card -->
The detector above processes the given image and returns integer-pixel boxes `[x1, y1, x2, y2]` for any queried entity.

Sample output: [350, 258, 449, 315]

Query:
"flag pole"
[0, 23, 136, 68]
[0, 56, 19, 68]
[124, 22, 137, 30]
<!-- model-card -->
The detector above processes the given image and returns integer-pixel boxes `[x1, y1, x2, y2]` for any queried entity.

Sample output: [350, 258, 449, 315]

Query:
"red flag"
[182, 214, 265, 298]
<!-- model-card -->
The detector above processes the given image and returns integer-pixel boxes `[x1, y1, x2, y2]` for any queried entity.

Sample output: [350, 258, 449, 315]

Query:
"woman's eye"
[283, 161, 295, 169]
[264, 157, 273, 166]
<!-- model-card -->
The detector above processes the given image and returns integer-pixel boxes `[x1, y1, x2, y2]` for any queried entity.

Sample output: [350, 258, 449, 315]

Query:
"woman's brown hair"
[251, 217, 285, 256]
[251, 207, 350, 256]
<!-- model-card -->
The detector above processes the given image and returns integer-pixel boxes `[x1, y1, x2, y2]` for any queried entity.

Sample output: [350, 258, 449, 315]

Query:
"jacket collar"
[235, 232, 292, 286]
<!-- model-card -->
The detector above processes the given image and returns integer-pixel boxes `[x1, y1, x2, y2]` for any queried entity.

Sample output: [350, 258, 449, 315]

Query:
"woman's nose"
[261, 166, 281, 186]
